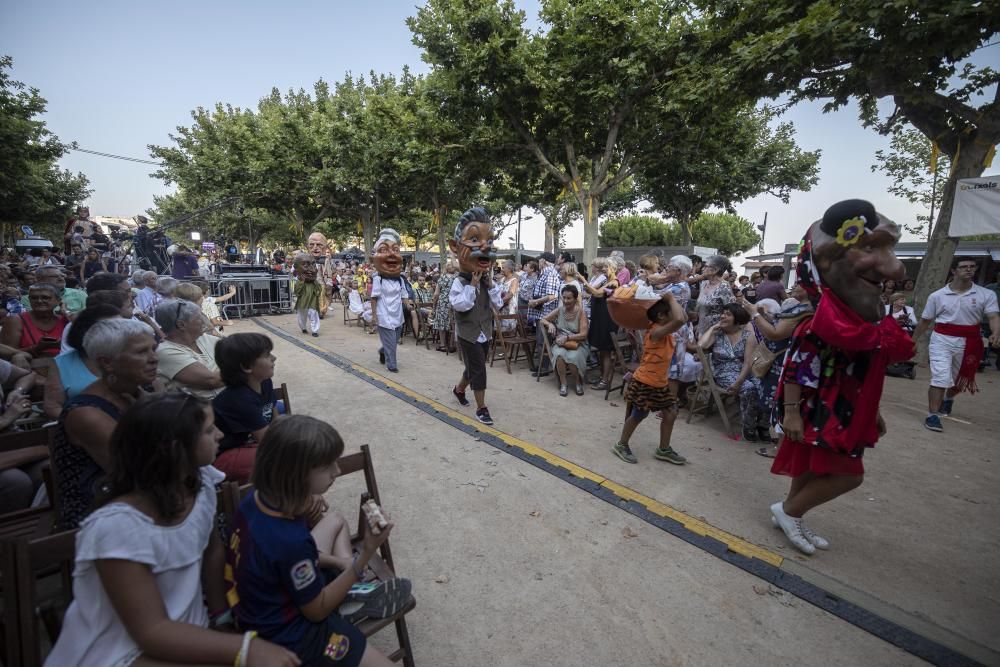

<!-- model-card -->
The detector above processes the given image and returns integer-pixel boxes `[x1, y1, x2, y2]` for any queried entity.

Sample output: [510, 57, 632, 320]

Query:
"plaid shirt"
[527, 265, 561, 323]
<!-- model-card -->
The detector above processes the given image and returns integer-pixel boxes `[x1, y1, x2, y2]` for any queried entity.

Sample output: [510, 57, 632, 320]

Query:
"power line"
[69, 146, 163, 166]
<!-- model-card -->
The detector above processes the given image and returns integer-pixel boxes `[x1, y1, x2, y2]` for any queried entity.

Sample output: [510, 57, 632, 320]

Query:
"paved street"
[228, 311, 1000, 666]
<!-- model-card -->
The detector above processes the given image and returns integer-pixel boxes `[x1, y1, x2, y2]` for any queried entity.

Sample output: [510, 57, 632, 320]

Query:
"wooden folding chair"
[0, 428, 55, 543]
[415, 302, 434, 343]
[685, 346, 737, 437]
[219, 444, 416, 666]
[273, 382, 293, 416]
[1, 529, 77, 667]
[606, 332, 640, 400]
[490, 313, 535, 374]
[535, 326, 557, 383]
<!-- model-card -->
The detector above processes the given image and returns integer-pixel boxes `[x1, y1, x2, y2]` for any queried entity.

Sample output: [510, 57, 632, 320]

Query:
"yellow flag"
[984, 144, 996, 169]
[929, 141, 939, 173]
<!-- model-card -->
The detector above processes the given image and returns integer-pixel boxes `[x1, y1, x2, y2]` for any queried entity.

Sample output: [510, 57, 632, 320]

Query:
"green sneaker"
[654, 447, 687, 465]
[612, 442, 638, 464]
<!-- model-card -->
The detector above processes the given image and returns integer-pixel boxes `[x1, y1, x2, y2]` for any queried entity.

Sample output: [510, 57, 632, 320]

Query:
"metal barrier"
[201, 274, 294, 318]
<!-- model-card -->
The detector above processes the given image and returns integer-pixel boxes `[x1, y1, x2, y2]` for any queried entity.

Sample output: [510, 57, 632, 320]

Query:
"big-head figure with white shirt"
[446, 207, 502, 427]
[913, 257, 1000, 432]
[369, 229, 406, 372]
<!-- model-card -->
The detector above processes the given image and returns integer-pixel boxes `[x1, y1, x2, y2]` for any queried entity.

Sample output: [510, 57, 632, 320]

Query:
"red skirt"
[770, 438, 864, 477]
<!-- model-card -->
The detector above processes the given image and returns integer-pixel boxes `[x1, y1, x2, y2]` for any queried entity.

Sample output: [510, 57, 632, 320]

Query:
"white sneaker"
[770, 502, 815, 555]
[771, 514, 830, 550]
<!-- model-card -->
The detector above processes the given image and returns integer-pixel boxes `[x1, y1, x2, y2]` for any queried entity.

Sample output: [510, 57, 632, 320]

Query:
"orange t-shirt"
[631, 325, 675, 389]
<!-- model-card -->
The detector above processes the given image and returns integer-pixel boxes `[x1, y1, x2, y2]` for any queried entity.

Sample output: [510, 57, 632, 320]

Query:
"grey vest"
[454, 274, 494, 343]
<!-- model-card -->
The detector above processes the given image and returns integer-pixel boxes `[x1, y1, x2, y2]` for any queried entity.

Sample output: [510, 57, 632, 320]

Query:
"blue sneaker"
[924, 414, 943, 432]
[939, 399, 953, 416]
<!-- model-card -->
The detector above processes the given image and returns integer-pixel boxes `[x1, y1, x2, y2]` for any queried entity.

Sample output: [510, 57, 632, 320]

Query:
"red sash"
[935, 323, 984, 394]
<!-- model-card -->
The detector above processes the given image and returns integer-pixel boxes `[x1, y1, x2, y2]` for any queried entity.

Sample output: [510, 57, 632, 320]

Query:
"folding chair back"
[606, 332, 640, 399]
[685, 346, 737, 436]
[490, 313, 534, 374]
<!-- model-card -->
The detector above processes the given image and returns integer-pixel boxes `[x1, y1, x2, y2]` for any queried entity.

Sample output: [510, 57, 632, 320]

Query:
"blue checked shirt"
[527, 265, 561, 324]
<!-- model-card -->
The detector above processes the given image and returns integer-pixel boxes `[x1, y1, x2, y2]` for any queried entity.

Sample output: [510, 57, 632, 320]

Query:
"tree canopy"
[600, 211, 759, 255]
[871, 124, 950, 240]
[705, 0, 1000, 313]
[0, 56, 90, 241]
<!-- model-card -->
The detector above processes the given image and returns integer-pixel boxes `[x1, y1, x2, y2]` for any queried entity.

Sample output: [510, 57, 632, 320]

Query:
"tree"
[636, 105, 819, 244]
[871, 125, 950, 240]
[599, 211, 759, 255]
[409, 0, 707, 264]
[686, 211, 760, 256]
[708, 0, 1000, 318]
[0, 56, 90, 242]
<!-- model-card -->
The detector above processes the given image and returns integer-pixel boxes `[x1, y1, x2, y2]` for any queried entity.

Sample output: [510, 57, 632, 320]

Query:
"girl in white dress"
[46, 392, 298, 667]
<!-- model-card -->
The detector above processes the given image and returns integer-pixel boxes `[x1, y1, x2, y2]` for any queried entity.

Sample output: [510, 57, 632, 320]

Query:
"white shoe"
[771, 514, 829, 550]
[770, 502, 815, 555]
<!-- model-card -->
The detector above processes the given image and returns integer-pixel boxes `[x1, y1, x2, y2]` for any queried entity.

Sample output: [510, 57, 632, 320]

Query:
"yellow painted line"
[265, 321, 783, 568]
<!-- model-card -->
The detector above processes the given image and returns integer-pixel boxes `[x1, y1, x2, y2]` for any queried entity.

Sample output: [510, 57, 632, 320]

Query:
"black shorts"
[295, 613, 366, 666]
[459, 337, 490, 391]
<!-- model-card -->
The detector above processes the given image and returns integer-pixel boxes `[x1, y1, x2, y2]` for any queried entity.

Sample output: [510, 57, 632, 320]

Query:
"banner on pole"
[951, 176, 1000, 237]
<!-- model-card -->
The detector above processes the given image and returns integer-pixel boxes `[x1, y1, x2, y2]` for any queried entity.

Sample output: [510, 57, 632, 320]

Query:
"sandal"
[592, 380, 609, 391]
[436, 346, 447, 352]
[755, 446, 777, 459]
[559, 385, 568, 397]
[575, 385, 585, 396]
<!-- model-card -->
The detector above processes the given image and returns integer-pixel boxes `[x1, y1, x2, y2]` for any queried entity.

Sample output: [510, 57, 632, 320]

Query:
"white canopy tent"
[951, 175, 1000, 237]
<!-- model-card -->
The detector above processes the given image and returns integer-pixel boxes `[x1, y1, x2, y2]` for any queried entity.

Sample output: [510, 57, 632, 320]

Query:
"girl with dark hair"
[228, 415, 408, 667]
[46, 393, 299, 667]
[211, 333, 277, 483]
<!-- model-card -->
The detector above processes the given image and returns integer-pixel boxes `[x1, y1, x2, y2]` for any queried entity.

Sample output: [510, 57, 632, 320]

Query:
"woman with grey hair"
[694, 255, 735, 337]
[53, 318, 158, 529]
[154, 299, 223, 399]
[0, 282, 70, 358]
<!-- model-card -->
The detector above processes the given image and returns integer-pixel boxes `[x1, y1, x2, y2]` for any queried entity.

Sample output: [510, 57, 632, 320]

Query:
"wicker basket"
[607, 297, 661, 330]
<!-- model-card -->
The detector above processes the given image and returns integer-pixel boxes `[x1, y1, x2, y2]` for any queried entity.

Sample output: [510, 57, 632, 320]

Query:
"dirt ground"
[228, 309, 999, 666]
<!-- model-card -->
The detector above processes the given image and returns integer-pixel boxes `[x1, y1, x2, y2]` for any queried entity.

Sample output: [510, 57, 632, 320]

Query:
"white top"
[884, 304, 917, 328]
[155, 335, 221, 399]
[370, 274, 404, 329]
[921, 283, 999, 327]
[45, 466, 225, 667]
[348, 290, 365, 315]
[449, 278, 504, 343]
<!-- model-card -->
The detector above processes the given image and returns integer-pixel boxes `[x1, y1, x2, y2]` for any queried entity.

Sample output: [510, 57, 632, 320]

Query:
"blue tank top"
[54, 351, 98, 401]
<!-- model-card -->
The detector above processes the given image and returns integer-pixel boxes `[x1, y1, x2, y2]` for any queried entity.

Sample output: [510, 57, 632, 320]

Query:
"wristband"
[782, 401, 800, 407]
[236, 630, 257, 667]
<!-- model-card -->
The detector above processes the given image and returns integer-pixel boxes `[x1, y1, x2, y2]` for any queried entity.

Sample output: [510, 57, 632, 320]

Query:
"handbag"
[562, 339, 579, 350]
[750, 344, 780, 378]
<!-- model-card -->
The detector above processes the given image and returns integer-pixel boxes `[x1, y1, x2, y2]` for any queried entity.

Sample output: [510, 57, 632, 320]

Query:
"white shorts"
[928, 331, 966, 389]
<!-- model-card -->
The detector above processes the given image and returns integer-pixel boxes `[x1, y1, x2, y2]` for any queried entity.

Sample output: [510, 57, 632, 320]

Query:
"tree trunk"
[544, 223, 554, 253]
[436, 205, 447, 270]
[580, 193, 600, 265]
[679, 213, 693, 246]
[911, 138, 991, 362]
[360, 209, 374, 256]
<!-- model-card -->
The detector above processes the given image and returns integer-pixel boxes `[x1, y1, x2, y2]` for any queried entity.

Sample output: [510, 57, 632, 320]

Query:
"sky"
[3, 0, 997, 256]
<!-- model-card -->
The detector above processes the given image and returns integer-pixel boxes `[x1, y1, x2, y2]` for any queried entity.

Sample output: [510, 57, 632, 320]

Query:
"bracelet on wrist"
[352, 554, 365, 579]
[236, 630, 257, 667]
[783, 401, 800, 407]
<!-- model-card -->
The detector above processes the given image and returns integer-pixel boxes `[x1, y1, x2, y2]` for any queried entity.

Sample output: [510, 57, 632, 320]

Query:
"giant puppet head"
[293, 252, 318, 283]
[796, 199, 906, 323]
[447, 207, 496, 275]
[307, 232, 329, 260]
[371, 228, 403, 277]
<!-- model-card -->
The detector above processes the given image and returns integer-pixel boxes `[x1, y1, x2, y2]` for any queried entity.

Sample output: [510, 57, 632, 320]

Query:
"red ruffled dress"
[771, 291, 914, 477]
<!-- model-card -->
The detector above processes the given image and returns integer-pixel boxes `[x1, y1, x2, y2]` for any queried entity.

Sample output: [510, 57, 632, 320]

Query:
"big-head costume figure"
[293, 252, 323, 336]
[369, 229, 406, 372]
[306, 231, 332, 318]
[447, 207, 504, 426]
[769, 199, 915, 556]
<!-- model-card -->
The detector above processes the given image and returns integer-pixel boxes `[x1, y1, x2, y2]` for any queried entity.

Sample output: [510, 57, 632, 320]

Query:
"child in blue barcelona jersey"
[227, 415, 410, 667]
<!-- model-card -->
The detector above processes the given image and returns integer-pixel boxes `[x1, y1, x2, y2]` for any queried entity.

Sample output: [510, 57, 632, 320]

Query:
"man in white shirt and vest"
[448, 207, 503, 426]
[913, 257, 1000, 432]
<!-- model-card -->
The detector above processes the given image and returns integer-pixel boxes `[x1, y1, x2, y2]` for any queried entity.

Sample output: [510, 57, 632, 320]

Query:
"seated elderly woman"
[0, 282, 71, 359]
[539, 285, 590, 397]
[43, 300, 128, 419]
[53, 318, 158, 529]
[154, 299, 223, 399]
[698, 302, 768, 442]
[211, 333, 277, 483]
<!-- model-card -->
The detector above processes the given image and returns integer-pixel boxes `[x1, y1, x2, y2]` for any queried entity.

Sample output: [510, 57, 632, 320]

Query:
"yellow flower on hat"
[835, 216, 866, 247]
